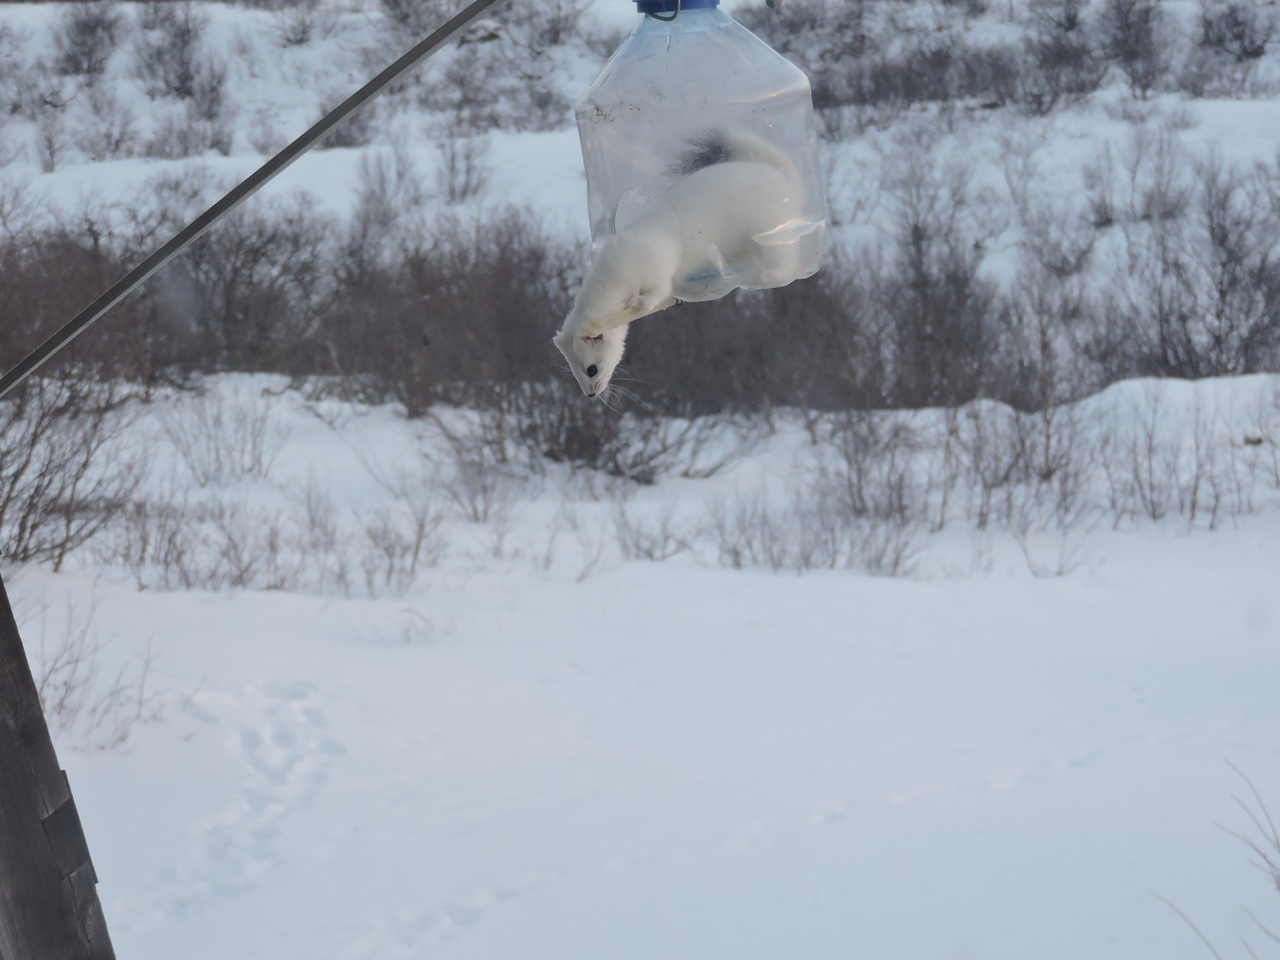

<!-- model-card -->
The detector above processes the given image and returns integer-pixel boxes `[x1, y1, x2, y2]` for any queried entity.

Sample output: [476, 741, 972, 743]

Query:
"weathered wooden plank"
[0, 572, 115, 960]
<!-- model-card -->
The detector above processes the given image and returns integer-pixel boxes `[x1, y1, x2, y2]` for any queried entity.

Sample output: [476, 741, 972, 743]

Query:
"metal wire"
[0, 0, 511, 401]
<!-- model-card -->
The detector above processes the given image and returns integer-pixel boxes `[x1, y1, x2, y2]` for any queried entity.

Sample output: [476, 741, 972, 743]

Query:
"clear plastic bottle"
[575, 0, 826, 302]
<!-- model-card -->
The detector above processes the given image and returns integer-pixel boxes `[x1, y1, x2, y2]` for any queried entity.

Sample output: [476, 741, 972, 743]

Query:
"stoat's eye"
[582, 335, 604, 344]
[586, 365, 599, 378]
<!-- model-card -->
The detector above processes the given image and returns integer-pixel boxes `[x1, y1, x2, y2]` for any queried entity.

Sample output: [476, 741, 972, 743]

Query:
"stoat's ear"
[553, 330, 571, 357]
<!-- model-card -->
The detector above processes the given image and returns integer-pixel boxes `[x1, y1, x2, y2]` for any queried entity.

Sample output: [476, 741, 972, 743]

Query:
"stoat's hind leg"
[624, 288, 676, 316]
[579, 293, 679, 337]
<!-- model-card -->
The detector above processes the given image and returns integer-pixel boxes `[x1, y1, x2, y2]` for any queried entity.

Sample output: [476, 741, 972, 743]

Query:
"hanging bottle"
[575, 0, 826, 302]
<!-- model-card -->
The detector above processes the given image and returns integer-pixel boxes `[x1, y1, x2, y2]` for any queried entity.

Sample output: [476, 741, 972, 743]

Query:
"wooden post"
[0, 571, 114, 960]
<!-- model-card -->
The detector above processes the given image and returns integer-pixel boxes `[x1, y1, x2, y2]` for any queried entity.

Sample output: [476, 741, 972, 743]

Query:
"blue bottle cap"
[635, 0, 718, 12]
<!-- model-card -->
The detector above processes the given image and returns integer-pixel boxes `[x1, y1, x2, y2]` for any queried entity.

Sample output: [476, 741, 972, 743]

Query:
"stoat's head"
[553, 326, 627, 399]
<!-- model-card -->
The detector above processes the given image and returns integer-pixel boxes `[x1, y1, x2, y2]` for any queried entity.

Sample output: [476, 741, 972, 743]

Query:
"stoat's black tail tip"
[670, 131, 732, 176]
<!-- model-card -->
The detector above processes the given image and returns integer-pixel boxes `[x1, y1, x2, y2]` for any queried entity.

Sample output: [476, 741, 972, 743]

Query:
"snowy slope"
[8, 0, 1280, 258]
[16, 512, 1280, 960]
[3, 373, 1278, 960]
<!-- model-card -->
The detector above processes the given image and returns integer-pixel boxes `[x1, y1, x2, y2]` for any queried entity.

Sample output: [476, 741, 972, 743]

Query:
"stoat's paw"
[625, 292, 668, 314]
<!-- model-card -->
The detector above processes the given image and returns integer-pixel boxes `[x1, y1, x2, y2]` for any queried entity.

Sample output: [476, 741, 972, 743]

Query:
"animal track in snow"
[134, 680, 344, 922]
[332, 873, 558, 960]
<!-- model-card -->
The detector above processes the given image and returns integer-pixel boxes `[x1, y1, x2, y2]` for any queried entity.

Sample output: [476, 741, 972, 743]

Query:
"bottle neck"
[635, 0, 719, 15]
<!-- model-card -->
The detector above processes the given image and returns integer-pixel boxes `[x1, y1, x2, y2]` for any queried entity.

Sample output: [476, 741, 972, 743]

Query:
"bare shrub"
[321, 204, 575, 417]
[159, 388, 290, 487]
[180, 194, 335, 369]
[1200, 0, 1273, 63]
[1190, 153, 1280, 374]
[0, 27, 30, 135]
[1220, 766, 1280, 955]
[27, 594, 161, 749]
[0, 377, 145, 572]
[287, 472, 353, 595]
[378, 0, 456, 39]
[1181, 2, 1274, 98]
[12, 68, 74, 172]
[613, 415, 765, 482]
[819, 410, 922, 521]
[91, 488, 200, 590]
[247, 105, 287, 154]
[316, 91, 377, 149]
[53, 0, 124, 81]
[359, 502, 444, 596]
[707, 494, 795, 572]
[134, 2, 209, 100]
[355, 449, 451, 579]
[554, 501, 610, 581]
[1091, 384, 1258, 530]
[389, 0, 580, 133]
[35, 110, 68, 174]
[94, 469, 378, 595]
[612, 496, 693, 562]
[954, 402, 1025, 530]
[707, 482, 918, 577]
[1097, 137, 1280, 380]
[1249, 382, 1280, 488]
[503, 0, 588, 49]
[1159, 766, 1280, 959]
[435, 417, 518, 524]
[1020, 0, 1107, 115]
[706, 408, 922, 576]
[189, 54, 229, 123]
[435, 135, 491, 204]
[272, 0, 338, 47]
[345, 145, 428, 262]
[142, 46, 231, 158]
[203, 501, 274, 588]
[879, 131, 1004, 407]
[506, 383, 765, 483]
[1009, 488, 1094, 577]
[1098, 0, 1174, 98]
[1127, 385, 1179, 521]
[75, 85, 139, 161]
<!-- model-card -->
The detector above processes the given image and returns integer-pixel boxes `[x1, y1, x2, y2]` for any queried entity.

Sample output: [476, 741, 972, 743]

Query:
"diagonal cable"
[0, 0, 511, 400]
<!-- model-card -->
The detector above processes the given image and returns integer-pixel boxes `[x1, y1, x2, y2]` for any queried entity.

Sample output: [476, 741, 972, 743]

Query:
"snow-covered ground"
[3, 373, 1278, 960]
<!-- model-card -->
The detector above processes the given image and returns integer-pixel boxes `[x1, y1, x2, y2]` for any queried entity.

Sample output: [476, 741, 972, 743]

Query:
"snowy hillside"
[2, 0, 1280, 957]
[2, 372, 1278, 960]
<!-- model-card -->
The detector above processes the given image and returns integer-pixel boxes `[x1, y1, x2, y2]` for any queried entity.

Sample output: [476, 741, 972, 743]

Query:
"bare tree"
[53, 0, 124, 82]
[1021, 0, 1107, 114]
[1200, 0, 1273, 63]
[0, 376, 145, 572]
[1098, 0, 1174, 98]
[134, 1, 209, 100]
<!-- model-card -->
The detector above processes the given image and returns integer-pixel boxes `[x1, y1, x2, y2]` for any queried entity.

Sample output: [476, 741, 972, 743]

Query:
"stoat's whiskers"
[608, 383, 641, 405]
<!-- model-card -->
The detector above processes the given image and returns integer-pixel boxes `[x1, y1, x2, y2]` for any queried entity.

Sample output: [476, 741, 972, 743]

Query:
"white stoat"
[555, 129, 804, 399]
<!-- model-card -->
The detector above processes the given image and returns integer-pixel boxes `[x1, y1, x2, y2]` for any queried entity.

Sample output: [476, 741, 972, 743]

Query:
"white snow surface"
[4, 373, 1278, 960]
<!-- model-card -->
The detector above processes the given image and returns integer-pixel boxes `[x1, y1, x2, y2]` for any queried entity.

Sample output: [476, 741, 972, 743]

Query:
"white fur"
[555, 131, 804, 398]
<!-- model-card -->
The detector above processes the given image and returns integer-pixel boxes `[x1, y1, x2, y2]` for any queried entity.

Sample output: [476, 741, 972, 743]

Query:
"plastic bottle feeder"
[575, 0, 827, 303]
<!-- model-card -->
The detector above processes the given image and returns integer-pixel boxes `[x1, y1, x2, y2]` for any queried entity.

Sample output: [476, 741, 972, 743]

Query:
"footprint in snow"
[128, 680, 344, 924]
